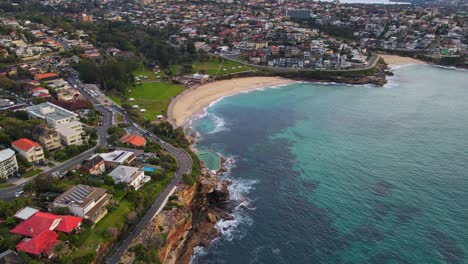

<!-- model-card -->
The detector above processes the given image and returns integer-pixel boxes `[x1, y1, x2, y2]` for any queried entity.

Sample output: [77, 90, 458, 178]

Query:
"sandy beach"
[168, 77, 296, 127]
[380, 54, 427, 66]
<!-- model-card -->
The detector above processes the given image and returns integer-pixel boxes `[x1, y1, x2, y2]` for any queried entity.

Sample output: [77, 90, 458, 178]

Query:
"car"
[176, 181, 182, 186]
[14, 191, 24, 198]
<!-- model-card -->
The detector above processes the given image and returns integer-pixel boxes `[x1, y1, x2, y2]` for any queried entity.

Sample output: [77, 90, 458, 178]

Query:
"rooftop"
[118, 134, 146, 147]
[0, 148, 15, 162]
[99, 150, 135, 164]
[25, 102, 78, 123]
[54, 184, 107, 209]
[11, 138, 41, 152]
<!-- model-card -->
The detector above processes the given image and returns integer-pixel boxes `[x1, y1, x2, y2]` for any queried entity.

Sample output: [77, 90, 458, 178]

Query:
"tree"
[103, 175, 114, 186]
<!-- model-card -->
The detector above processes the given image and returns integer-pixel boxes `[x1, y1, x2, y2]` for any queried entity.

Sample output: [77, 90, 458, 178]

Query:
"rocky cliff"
[119, 167, 231, 264]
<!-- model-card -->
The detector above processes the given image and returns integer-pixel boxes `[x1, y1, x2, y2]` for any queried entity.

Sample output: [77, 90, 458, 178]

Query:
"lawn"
[125, 82, 185, 120]
[71, 200, 133, 259]
[169, 58, 255, 77]
[133, 65, 166, 81]
[70, 175, 172, 260]
[23, 168, 43, 178]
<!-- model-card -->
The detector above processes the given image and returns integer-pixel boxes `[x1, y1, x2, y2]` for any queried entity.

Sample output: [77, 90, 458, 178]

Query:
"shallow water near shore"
[191, 65, 468, 264]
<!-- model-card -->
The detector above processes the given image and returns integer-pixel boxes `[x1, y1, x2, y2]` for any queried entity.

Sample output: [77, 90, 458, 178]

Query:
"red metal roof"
[11, 212, 59, 237]
[11, 138, 41, 153]
[55, 215, 82, 233]
[16, 230, 59, 256]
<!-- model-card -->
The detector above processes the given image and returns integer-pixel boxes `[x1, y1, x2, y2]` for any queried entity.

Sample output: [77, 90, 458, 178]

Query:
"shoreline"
[167, 55, 423, 128]
[379, 54, 427, 66]
[168, 77, 297, 127]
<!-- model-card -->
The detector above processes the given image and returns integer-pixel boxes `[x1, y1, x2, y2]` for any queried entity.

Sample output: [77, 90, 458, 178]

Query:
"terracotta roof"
[16, 230, 59, 256]
[119, 134, 146, 147]
[11, 138, 41, 153]
[55, 215, 82, 233]
[34, 72, 58, 81]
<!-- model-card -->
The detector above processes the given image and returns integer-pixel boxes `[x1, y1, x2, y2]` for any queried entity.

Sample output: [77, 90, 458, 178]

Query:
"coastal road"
[105, 123, 192, 264]
[71, 76, 193, 263]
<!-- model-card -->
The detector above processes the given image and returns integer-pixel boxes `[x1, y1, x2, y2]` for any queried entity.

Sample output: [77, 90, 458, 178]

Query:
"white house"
[107, 166, 150, 190]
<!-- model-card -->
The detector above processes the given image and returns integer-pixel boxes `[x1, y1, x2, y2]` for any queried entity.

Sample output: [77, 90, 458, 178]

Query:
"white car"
[14, 191, 24, 198]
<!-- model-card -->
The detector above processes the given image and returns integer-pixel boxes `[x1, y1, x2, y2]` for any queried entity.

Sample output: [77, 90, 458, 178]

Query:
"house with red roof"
[34, 73, 59, 82]
[16, 230, 59, 257]
[119, 134, 146, 147]
[11, 138, 44, 163]
[11, 211, 82, 257]
[11, 212, 82, 237]
[31, 87, 50, 98]
[55, 215, 83, 234]
[11, 212, 61, 237]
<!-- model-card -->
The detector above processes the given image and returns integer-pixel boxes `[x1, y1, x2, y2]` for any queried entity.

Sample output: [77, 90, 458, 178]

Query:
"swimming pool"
[143, 166, 157, 172]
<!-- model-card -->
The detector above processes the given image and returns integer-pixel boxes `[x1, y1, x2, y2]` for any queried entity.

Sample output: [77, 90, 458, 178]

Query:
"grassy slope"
[127, 82, 185, 119]
[171, 58, 255, 76]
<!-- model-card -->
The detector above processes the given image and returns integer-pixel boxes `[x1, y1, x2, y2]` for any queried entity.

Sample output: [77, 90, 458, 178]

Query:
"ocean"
[191, 65, 468, 264]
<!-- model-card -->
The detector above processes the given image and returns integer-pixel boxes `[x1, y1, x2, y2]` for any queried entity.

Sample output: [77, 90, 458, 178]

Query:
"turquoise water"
[192, 65, 468, 264]
[198, 150, 221, 171]
[143, 166, 157, 172]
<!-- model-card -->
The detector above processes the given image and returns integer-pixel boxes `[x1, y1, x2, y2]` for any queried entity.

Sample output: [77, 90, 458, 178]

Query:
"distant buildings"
[11, 138, 44, 164]
[286, 9, 311, 20]
[52, 184, 112, 224]
[34, 73, 59, 82]
[79, 13, 94, 24]
[0, 148, 18, 179]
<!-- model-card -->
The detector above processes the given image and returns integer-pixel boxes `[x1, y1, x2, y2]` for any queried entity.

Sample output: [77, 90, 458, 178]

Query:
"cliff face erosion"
[120, 168, 231, 264]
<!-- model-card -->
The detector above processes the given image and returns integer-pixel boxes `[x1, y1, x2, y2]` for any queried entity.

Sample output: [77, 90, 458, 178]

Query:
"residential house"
[98, 150, 136, 170]
[119, 134, 147, 148]
[108, 165, 150, 190]
[32, 125, 61, 151]
[52, 184, 112, 223]
[11, 211, 82, 257]
[34, 73, 59, 82]
[0, 148, 18, 179]
[11, 138, 44, 164]
[16, 230, 59, 257]
[79, 156, 105, 175]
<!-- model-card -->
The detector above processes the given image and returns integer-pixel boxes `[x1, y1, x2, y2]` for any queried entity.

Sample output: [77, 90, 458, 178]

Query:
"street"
[69, 74, 193, 263]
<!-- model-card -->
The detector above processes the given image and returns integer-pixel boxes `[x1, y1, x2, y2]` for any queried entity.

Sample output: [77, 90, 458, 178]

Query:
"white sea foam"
[227, 178, 257, 201]
[219, 155, 237, 177]
[431, 64, 468, 72]
[208, 113, 227, 134]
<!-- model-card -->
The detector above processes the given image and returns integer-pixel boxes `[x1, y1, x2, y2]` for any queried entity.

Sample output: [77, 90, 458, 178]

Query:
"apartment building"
[0, 148, 18, 179]
[32, 124, 61, 151]
[11, 138, 45, 164]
